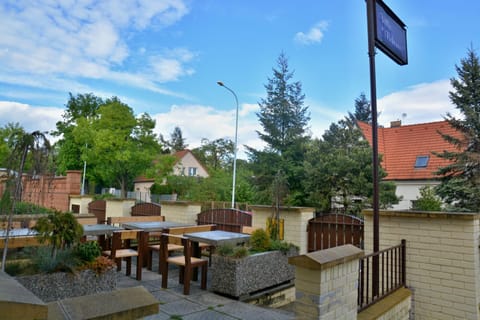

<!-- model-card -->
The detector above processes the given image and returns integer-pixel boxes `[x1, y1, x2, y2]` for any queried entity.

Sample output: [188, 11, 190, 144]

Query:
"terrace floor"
[115, 256, 296, 319]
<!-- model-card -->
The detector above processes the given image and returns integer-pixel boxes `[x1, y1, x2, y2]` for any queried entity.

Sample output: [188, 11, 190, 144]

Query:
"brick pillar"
[66, 170, 82, 195]
[289, 245, 364, 320]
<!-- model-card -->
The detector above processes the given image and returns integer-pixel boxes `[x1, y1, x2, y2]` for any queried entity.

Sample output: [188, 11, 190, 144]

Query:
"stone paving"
[116, 261, 296, 320]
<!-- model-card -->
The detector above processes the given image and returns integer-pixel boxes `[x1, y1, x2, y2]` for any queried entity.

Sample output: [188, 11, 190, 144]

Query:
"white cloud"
[377, 79, 458, 126]
[152, 103, 262, 159]
[0, 101, 63, 141]
[0, 0, 191, 96]
[294, 21, 329, 45]
[149, 48, 196, 82]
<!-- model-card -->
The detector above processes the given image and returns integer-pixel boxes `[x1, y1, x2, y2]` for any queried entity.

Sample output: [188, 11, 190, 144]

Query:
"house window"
[188, 167, 197, 176]
[414, 155, 429, 168]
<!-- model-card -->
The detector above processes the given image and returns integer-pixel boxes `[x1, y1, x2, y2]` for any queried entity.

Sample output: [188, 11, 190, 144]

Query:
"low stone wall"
[16, 268, 116, 303]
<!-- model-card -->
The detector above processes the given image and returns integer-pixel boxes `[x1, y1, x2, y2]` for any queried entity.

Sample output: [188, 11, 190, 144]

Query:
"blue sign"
[375, 0, 407, 65]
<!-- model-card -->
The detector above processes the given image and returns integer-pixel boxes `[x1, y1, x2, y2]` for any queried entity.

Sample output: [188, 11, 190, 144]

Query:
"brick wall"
[290, 245, 363, 319]
[19, 171, 82, 212]
[363, 210, 480, 319]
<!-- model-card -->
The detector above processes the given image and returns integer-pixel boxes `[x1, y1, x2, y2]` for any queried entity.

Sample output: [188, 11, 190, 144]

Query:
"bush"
[80, 256, 116, 275]
[217, 243, 234, 257]
[215, 228, 296, 259]
[32, 246, 80, 274]
[249, 228, 271, 253]
[75, 241, 102, 262]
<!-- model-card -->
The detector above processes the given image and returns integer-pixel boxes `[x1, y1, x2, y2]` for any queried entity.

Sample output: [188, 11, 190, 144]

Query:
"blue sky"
[0, 1, 479, 158]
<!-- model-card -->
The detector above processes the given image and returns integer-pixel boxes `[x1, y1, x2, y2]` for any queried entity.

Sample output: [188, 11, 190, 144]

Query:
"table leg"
[192, 241, 200, 281]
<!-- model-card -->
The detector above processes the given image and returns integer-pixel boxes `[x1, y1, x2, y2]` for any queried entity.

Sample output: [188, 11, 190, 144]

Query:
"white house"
[133, 149, 209, 201]
[357, 120, 461, 210]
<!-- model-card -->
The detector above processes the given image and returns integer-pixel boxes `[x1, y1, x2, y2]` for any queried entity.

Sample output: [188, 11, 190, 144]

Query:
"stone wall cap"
[363, 209, 480, 219]
[289, 244, 364, 270]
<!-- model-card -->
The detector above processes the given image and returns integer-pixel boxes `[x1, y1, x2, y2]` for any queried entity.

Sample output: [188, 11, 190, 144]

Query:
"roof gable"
[357, 120, 462, 180]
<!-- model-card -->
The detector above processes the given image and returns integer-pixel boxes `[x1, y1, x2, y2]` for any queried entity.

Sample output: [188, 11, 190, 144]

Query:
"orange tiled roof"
[357, 120, 462, 181]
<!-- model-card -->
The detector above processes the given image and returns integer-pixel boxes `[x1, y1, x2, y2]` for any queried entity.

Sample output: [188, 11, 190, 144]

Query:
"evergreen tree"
[435, 48, 480, 211]
[246, 53, 310, 205]
[348, 92, 371, 124]
[160, 126, 188, 153]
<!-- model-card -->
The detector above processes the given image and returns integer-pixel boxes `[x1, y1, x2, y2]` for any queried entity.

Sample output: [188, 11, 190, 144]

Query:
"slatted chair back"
[76, 217, 98, 225]
[107, 215, 165, 227]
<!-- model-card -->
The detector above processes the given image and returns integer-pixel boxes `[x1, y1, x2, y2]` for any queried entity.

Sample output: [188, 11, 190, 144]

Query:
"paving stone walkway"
[116, 266, 296, 320]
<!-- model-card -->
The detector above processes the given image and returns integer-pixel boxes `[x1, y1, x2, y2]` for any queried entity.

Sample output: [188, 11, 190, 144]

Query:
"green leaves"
[436, 48, 480, 211]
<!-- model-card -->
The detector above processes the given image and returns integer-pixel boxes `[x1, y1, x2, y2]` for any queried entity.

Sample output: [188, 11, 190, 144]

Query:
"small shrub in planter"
[211, 228, 299, 298]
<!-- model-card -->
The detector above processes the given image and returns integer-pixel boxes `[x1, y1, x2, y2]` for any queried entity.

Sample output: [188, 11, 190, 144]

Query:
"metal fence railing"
[358, 239, 406, 311]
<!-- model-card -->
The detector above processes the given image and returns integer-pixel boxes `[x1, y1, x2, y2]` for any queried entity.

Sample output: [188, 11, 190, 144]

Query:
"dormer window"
[414, 155, 429, 168]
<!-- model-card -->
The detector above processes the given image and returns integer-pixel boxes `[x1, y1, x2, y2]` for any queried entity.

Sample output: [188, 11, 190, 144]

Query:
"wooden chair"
[106, 215, 165, 227]
[147, 224, 216, 271]
[102, 230, 144, 280]
[147, 234, 183, 271]
[160, 234, 208, 295]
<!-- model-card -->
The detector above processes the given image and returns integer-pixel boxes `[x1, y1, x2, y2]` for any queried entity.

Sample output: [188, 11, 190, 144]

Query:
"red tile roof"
[357, 120, 462, 181]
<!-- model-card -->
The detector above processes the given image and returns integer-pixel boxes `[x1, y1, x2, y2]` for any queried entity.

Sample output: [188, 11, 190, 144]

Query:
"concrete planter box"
[211, 248, 298, 299]
[16, 268, 117, 302]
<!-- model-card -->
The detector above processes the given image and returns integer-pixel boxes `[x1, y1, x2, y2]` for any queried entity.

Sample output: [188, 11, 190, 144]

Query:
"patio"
[115, 252, 296, 319]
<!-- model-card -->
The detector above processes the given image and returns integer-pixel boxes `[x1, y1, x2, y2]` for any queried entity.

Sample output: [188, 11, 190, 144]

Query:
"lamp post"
[217, 81, 239, 208]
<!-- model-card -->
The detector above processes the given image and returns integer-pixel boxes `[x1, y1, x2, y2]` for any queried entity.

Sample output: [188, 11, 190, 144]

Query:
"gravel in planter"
[15, 268, 117, 303]
[211, 248, 298, 298]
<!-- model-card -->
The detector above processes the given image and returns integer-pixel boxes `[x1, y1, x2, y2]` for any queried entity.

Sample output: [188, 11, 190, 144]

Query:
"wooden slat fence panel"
[88, 200, 106, 223]
[131, 203, 162, 216]
[307, 213, 364, 252]
[197, 208, 252, 232]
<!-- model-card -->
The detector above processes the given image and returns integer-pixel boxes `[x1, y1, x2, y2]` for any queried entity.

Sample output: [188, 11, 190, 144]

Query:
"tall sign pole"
[366, 0, 407, 298]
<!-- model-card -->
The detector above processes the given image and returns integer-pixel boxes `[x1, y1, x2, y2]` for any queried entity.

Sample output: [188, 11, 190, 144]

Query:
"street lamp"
[217, 81, 239, 208]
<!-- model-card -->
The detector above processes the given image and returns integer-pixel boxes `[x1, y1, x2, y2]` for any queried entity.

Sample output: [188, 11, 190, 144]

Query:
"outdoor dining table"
[82, 224, 124, 250]
[122, 221, 194, 267]
[184, 230, 251, 269]
[183, 230, 251, 247]
[121, 221, 192, 232]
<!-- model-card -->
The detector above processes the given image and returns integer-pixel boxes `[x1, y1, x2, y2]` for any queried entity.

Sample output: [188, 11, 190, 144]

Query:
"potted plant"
[210, 228, 299, 299]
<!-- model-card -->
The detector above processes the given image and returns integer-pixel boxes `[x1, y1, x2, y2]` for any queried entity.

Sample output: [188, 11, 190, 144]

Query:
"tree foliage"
[435, 48, 480, 211]
[413, 186, 442, 211]
[303, 94, 398, 214]
[160, 126, 188, 153]
[247, 53, 310, 206]
[53, 93, 103, 174]
[192, 138, 234, 171]
[71, 96, 161, 197]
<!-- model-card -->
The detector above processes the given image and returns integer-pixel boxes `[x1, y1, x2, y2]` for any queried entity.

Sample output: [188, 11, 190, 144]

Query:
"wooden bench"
[107, 215, 165, 227]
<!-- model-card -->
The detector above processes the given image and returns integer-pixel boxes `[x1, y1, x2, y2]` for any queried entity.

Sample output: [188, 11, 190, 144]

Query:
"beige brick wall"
[250, 206, 314, 254]
[290, 245, 362, 320]
[160, 201, 201, 224]
[363, 210, 480, 320]
[105, 199, 136, 218]
[69, 195, 94, 214]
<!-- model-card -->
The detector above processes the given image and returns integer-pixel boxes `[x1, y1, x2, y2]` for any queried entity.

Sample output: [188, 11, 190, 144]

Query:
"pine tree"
[247, 53, 310, 205]
[348, 92, 371, 124]
[435, 48, 480, 211]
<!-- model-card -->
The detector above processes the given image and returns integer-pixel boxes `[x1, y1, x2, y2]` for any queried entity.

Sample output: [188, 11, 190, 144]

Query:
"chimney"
[390, 120, 401, 128]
